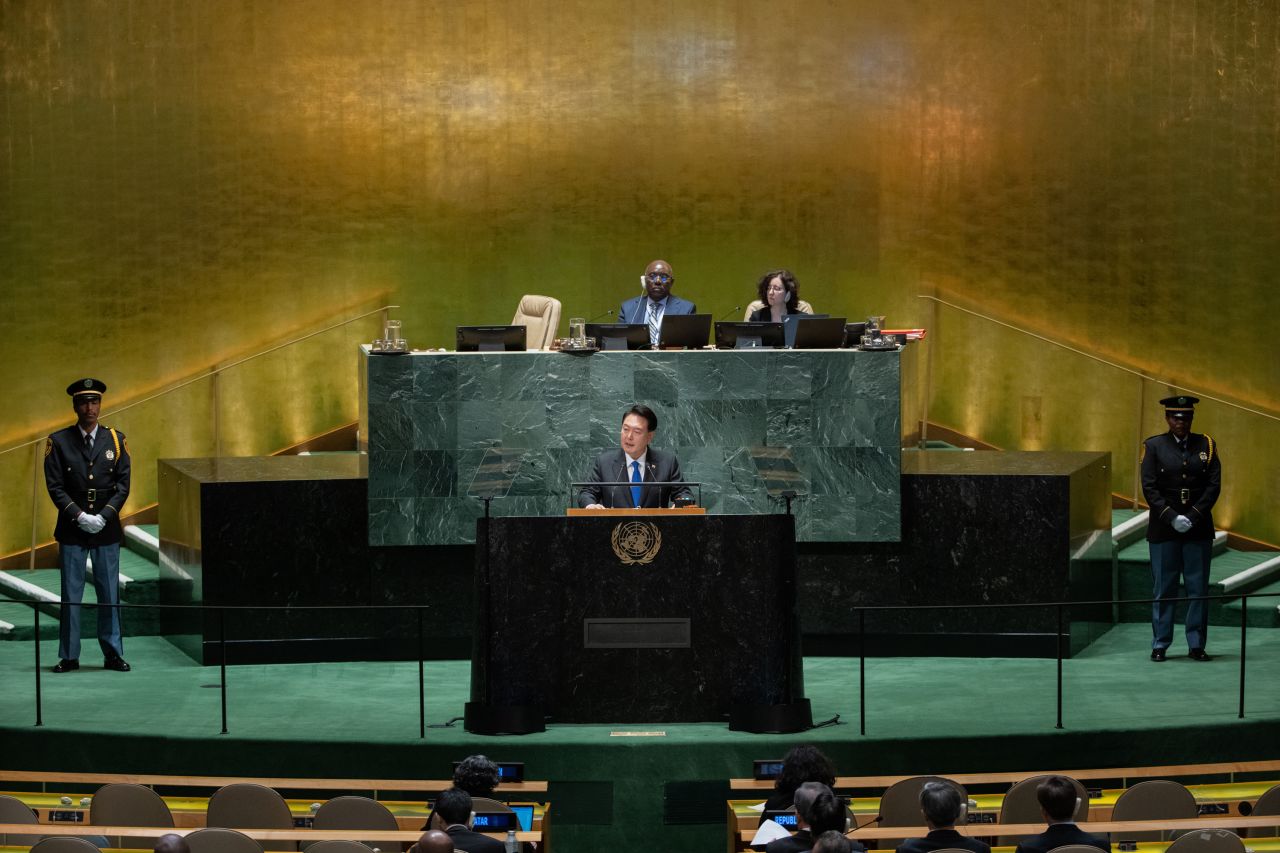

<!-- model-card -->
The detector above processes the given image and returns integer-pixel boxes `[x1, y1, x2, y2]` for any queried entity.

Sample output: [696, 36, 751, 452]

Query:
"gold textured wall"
[2, 0, 1278, 556]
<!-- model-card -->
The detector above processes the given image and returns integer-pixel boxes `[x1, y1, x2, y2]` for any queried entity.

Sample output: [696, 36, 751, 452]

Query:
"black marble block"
[472, 514, 803, 723]
[157, 456, 471, 665]
[798, 450, 1114, 657]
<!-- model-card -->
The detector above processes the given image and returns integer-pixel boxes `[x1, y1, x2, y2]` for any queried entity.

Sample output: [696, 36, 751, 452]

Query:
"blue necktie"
[630, 460, 642, 508]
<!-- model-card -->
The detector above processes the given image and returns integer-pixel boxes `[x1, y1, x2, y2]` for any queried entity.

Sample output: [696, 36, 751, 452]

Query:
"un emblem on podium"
[611, 521, 662, 565]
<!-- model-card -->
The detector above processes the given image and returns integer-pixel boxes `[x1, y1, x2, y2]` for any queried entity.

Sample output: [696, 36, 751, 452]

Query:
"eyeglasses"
[645, 273, 672, 285]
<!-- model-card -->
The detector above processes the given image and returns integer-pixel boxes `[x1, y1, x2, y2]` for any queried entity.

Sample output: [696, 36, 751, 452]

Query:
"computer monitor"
[471, 811, 520, 831]
[510, 805, 534, 832]
[753, 759, 786, 780]
[715, 321, 784, 349]
[586, 323, 649, 350]
[780, 313, 830, 348]
[791, 316, 847, 349]
[456, 325, 527, 352]
[657, 313, 712, 349]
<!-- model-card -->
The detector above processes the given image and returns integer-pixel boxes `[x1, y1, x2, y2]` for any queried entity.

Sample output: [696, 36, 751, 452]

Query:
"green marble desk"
[362, 347, 905, 545]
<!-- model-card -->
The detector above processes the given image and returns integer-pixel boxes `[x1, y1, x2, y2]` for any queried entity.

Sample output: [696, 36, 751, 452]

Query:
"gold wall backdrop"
[2, 0, 1277, 555]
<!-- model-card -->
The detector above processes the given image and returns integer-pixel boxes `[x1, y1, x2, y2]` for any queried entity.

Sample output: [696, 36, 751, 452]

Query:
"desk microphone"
[586, 307, 615, 323]
[851, 813, 881, 832]
[717, 305, 742, 321]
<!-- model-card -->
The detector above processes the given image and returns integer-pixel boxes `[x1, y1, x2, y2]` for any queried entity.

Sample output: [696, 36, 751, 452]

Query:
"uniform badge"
[1199, 451, 1207, 461]
[83, 379, 93, 388]
[105, 449, 115, 461]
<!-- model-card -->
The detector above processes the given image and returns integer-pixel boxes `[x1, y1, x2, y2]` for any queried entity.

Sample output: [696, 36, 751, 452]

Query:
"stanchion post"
[418, 606, 426, 739]
[1056, 603, 1064, 730]
[34, 605, 43, 727]
[219, 607, 229, 735]
[858, 608, 866, 736]
[1239, 595, 1247, 720]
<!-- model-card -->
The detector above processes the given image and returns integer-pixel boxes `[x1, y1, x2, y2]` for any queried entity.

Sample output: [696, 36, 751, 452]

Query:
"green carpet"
[3, 625, 1280, 853]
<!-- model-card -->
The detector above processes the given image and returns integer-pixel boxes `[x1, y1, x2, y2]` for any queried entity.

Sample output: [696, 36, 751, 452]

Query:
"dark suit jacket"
[577, 447, 690, 508]
[1140, 431, 1221, 542]
[762, 829, 866, 853]
[1014, 823, 1110, 853]
[444, 825, 505, 853]
[44, 423, 132, 546]
[749, 305, 802, 322]
[618, 294, 697, 324]
[898, 829, 991, 853]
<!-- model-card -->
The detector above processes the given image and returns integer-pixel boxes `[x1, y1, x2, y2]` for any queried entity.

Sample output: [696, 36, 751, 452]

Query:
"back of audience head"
[1037, 775, 1079, 823]
[434, 786, 473, 826]
[806, 786, 848, 836]
[813, 830, 855, 853]
[453, 754, 500, 797]
[412, 829, 454, 853]
[154, 834, 189, 853]
[775, 744, 837, 796]
[919, 780, 965, 829]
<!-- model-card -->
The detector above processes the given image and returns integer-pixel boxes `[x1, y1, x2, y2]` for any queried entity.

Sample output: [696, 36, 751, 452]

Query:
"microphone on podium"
[586, 307, 615, 323]
[717, 305, 743, 321]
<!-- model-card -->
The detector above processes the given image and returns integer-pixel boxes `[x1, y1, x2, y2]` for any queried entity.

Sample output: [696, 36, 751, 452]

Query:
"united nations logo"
[611, 521, 662, 566]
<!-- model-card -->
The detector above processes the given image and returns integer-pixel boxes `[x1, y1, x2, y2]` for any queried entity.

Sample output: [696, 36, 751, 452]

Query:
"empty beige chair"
[29, 839, 100, 853]
[511, 295, 562, 350]
[471, 797, 515, 814]
[185, 827, 265, 853]
[0, 793, 43, 845]
[742, 300, 815, 321]
[305, 843, 374, 853]
[1164, 830, 1246, 853]
[312, 796, 402, 853]
[206, 784, 295, 852]
[90, 782, 176, 848]
[1247, 783, 1280, 838]
[878, 776, 967, 848]
[1111, 779, 1198, 842]
[998, 775, 1089, 846]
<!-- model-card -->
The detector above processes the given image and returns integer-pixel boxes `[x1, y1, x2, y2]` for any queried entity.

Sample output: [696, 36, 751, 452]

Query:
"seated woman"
[747, 269, 814, 322]
[762, 744, 838, 814]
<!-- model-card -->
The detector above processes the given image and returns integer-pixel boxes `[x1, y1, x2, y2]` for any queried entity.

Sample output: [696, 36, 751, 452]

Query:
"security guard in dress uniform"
[1141, 395, 1221, 662]
[43, 378, 132, 672]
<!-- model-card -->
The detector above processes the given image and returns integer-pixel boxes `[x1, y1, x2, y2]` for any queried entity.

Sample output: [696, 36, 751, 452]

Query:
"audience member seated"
[434, 787, 504, 853]
[1014, 776, 1111, 853]
[766, 783, 864, 853]
[154, 835, 190, 853]
[453, 754, 501, 798]
[763, 745, 838, 812]
[814, 831, 856, 853]
[409, 830, 454, 853]
[897, 780, 989, 853]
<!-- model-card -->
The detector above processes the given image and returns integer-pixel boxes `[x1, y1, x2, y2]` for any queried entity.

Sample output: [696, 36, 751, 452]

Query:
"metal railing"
[0, 304, 398, 569]
[5, 590, 1277, 737]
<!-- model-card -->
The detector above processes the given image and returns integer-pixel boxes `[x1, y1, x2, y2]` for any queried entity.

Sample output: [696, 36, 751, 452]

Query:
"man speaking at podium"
[579, 404, 690, 509]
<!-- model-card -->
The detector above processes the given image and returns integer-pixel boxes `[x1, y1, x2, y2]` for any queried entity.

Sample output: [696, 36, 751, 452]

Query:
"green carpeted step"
[1111, 508, 1144, 527]
[1223, 579, 1280, 629]
[1116, 547, 1280, 626]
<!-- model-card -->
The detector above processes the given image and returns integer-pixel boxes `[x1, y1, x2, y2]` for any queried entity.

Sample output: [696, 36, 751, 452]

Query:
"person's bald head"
[643, 259, 675, 302]
[413, 829, 454, 853]
[154, 834, 190, 853]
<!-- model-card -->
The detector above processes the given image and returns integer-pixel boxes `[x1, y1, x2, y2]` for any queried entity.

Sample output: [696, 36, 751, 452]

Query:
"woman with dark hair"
[763, 744, 838, 812]
[749, 269, 808, 322]
[452, 754, 501, 798]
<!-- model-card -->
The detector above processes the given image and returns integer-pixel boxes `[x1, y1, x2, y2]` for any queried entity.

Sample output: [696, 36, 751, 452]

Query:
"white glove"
[76, 512, 95, 532]
[1172, 514, 1193, 533]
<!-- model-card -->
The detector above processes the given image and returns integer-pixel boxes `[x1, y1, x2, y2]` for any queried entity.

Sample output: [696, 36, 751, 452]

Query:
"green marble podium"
[362, 347, 905, 545]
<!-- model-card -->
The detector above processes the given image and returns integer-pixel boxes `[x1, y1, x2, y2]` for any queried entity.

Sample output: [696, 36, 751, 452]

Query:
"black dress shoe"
[103, 656, 131, 672]
[52, 659, 79, 673]
[1150, 648, 1167, 662]
[1189, 648, 1211, 661]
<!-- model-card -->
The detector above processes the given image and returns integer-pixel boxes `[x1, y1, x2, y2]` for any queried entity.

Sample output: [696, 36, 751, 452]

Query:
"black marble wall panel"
[366, 348, 903, 546]
[474, 514, 802, 723]
[157, 457, 471, 665]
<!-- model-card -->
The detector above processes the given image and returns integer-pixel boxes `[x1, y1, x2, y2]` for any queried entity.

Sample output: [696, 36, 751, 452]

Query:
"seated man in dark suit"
[897, 780, 989, 853]
[619, 259, 697, 347]
[1014, 776, 1110, 853]
[434, 787, 504, 853]
[578, 404, 690, 509]
[814, 832, 856, 853]
[766, 783, 863, 853]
